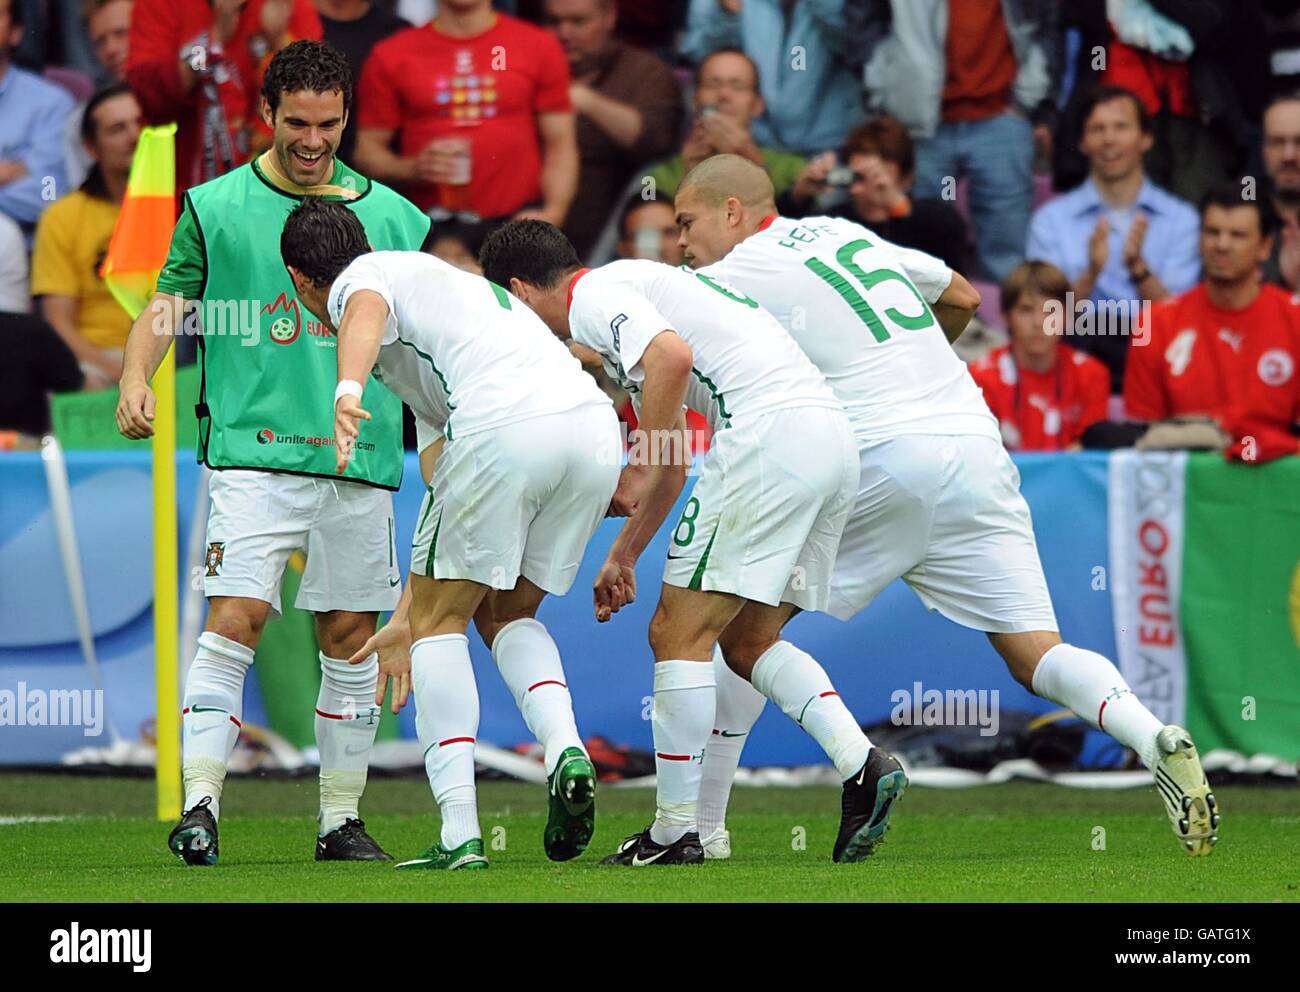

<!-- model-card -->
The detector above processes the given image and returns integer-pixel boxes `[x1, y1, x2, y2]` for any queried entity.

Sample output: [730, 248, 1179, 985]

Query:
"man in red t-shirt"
[970, 260, 1110, 451]
[354, 0, 577, 224]
[127, 0, 322, 195]
[1125, 184, 1300, 462]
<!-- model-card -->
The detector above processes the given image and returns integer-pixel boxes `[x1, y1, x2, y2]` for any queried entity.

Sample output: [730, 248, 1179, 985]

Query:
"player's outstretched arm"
[333, 290, 391, 472]
[350, 578, 413, 713]
[595, 333, 693, 621]
[116, 292, 185, 439]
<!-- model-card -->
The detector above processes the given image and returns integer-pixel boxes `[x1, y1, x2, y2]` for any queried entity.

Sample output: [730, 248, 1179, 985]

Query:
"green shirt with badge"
[156, 155, 431, 490]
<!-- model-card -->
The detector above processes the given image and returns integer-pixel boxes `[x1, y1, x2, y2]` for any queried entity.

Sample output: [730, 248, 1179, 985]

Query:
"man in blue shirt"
[1027, 85, 1200, 389]
[0, 0, 74, 238]
[680, 0, 861, 156]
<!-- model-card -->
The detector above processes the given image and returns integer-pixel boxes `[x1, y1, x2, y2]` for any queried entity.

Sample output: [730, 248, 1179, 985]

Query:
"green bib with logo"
[185, 158, 430, 490]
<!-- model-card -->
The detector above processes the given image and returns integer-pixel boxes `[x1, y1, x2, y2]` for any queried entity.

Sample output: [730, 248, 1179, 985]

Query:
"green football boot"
[544, 747, 597, 862]
[394, 837, 488, 871]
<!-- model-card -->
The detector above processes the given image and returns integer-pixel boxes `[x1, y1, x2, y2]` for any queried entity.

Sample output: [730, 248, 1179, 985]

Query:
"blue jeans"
[913, 111, 1034, 283]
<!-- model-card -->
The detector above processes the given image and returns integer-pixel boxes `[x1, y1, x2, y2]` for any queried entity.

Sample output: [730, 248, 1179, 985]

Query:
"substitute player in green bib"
[115, 41, 432, 866]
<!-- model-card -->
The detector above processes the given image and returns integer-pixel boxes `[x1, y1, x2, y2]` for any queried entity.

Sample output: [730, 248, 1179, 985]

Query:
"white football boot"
[1153, 725, 1219, 856]
[701, 827, 731, 860]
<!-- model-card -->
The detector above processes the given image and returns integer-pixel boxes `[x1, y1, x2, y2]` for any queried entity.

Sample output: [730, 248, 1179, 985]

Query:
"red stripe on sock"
[711, 729, 720, 735]
[182, 707, 190, 715]
[438, 736, 476, 747]
[229, 716, 242, 728]
[1098, 699, 1108, 732]
[820, 691, 839, 699]
[315, 708, 345, 720]
[526, 680, 566, 693]
[656, 752, 692, 761]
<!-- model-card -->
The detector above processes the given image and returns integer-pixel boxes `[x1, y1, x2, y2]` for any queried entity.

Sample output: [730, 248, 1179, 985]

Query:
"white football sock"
[412, 633, 481, 849]
[751, 640, 872, 781]
[182, 631, 253, 821]
[698, 645, 766, 841]
[649, 659, 715, 847]
[1031, 642, 1163, 769]
[491, 618, 584, 775]
[315, 651, 381, 836]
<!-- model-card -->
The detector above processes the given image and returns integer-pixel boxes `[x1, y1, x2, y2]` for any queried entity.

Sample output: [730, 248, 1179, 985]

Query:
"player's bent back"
[333, 251, 613, 442]
[699, 215, 999, 444]
[329, 250, 620, 596]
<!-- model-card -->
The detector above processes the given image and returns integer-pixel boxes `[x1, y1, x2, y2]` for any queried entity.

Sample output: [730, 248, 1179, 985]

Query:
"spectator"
[32, 84, 140, 389]
[356, 0, 577, 227]
[1124, 182, 1300, 463]
[316, 0, 407, 165]
[0, 0, 75, 236]
[1102, 0, 1267, 204]
[1262, 94, 1300, 294]
[88, 0, 131, 80]
[617, 195, 681, 265]
[781, 115, 969, 273]
[1027, 85, 1200, 390]
[0, 310, 84, 436]
[969, 260, 1110, 451]
[126, 0, 321, 196]
[861, 0, 1059, 283]
[67, 0, 133, 189]
[681, 0, 861, 156]
[646, 48, 803, 202]
[0, 209, 27, 312]
[544, 0, 681, 258]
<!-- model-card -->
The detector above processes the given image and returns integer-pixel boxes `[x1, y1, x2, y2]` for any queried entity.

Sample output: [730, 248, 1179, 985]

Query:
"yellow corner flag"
[102, 123, 182, 821]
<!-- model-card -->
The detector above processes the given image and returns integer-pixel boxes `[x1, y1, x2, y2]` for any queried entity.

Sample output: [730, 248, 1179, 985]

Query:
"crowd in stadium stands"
[1, 0, 1298, 461]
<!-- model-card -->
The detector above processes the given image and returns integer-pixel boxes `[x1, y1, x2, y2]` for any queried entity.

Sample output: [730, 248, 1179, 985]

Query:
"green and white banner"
[1109, 451, 1300, 761]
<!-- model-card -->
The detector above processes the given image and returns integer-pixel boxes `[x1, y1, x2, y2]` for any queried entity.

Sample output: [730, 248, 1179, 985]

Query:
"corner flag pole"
[101, 122, 180, 821]
[153, 346, 180, 822]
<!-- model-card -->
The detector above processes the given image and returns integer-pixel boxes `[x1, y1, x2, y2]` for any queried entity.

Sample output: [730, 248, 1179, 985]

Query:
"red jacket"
[969, 345, 1110, 451]
[1125, 283, 1300, 462]
[127, 0, 322, 197]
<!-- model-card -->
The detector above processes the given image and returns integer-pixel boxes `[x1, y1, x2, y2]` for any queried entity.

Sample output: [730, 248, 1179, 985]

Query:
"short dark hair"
[843, 115, 915, 177]
[262, 39, 353, 119]
[281, 197, 370, 288]
[4, 0, 23, 29]
[696, 47, 760, 90]
[1078, 84, 1151, 140]
[1199, 180, 1279, 238]
[80, 81, 132, 145]
[479, 220, 582, 290]
[1000, 260, 1071, 314]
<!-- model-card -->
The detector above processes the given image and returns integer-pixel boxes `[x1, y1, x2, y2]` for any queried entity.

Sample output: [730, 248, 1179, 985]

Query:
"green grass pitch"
[1, 774, 1297, 902]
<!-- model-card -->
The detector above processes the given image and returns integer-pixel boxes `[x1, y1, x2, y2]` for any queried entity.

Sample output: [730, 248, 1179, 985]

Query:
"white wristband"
[335, 379, 365, 404]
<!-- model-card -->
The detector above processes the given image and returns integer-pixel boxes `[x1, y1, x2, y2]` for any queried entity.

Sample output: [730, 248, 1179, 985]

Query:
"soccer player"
[481, 220, 906, 867]
[114, 41, 433, 866]
[280, 199, 621, 869]
[672, 153, 1218, 858]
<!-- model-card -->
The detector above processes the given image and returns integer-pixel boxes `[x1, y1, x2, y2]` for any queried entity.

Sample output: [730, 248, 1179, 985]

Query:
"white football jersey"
[698, 216, 999, 443]
[567, 258, 840, 429]
[329, 251, 610, 443]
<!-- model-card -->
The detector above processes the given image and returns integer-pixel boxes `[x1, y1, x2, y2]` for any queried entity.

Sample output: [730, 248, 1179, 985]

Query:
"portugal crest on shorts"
[205, 541, 225, 577]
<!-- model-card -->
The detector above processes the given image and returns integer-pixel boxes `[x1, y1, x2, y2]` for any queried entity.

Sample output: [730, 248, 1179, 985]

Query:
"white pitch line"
[0, 816, 71, 826]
